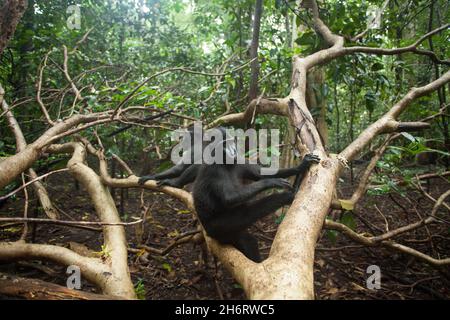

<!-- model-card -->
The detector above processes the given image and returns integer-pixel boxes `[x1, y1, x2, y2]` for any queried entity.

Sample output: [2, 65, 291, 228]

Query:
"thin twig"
[36, 52, 54, 125]
[62, 45, 83, 103]
[136, 230, 201, 256]
[0, 217, 143, 227]
[0, 169, 69, 201]
[111, 58, 256, 117]
[112, 154, 134, 176]
[19, 173, 29, 241]
[70, 27, 94, 54]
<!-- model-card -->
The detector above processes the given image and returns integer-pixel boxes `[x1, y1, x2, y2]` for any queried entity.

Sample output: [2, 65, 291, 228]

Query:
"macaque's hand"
[138, 175, 155, 185]
[266, 178, 294, 191]
[303, 154, 320, 165]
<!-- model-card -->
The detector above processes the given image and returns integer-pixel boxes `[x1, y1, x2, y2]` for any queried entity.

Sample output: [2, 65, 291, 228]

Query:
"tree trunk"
[306, 68, 328, 146]
[248, 0, 263, 100]
[0, 0, 27, 55]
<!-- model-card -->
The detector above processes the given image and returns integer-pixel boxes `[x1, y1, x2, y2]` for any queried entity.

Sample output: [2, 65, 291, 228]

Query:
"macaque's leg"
[206, 192, 294, 237]
[239, 154, 320, 181]
[157, 164, 200, 188]
[231, 231, 261, 262]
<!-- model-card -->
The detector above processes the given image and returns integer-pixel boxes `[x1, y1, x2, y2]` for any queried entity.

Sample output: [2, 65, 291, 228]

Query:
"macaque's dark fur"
[139, 127, 320, 262]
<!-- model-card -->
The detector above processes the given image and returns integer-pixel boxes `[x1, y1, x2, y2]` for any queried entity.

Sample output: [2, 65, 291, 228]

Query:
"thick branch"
[0, 242, 109, 285]
[0, 273, 122, 300]
[340, 70, 450, 162]
[46, 142, 136, 298]
[0, 111, 115, 190]
[345, 23, 450, 65]
[336, 134, 396, 210]
[391, 121, 431, 132]
[1, 85, 59, 219]
[207, 98, 288, 128]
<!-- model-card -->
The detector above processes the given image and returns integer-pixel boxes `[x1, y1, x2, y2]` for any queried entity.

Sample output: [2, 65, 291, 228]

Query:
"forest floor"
[0, 161, 449, 300]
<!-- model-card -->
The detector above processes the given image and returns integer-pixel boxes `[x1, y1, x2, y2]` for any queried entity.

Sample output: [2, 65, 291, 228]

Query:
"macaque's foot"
[285, 191, 295, 203]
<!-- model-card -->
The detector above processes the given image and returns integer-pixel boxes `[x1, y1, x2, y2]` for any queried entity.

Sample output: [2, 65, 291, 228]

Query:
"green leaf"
[233, 283, 243, 289]
[400, 132, 416, 142]
[227, 77, 236, 89]
[134, 279, 146, 300]
[162, 262, 172, 273]
[364, 91, 376, 113]
[295, 31, 316, 47]
[275, 212, 285, 224]
[339, 199, 354, 211]
[326, 230, 338, 243]
[340, 212, 356, 230]
[198, 86, 209, 93]
[371, 62, 384, 72]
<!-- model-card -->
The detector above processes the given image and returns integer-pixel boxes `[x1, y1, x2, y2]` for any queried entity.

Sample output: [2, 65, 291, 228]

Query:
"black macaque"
[138, 126, 320, 262]
[192, 155, 319, 262]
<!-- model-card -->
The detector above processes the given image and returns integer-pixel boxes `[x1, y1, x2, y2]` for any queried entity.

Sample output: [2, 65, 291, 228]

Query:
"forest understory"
[1, 162, 448, 300]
